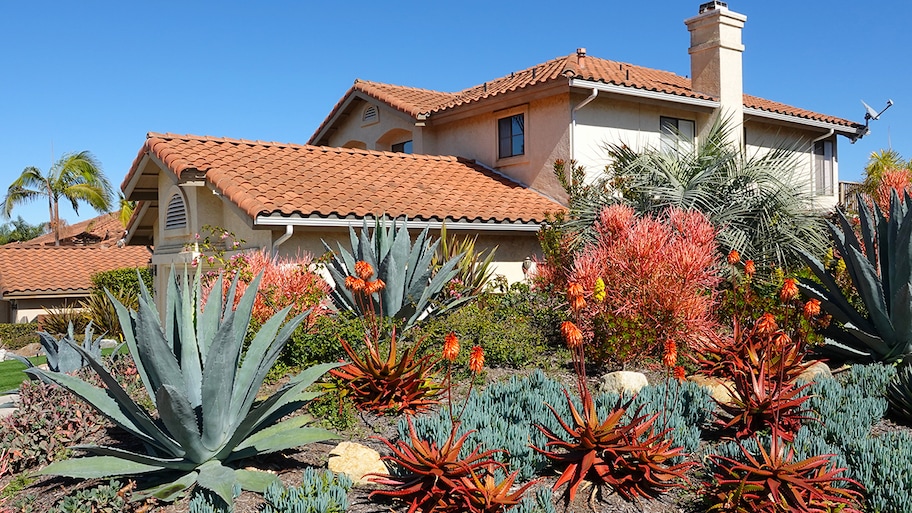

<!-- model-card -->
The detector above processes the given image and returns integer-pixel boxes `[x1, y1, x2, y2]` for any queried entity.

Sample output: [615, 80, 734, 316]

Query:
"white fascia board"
[743, 107, 862, 136]
[569, 79, 720, 109]
[254, 215, 542, 232]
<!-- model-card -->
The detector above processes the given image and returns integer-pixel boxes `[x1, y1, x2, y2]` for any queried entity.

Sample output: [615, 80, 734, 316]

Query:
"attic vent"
[165, 193, 187, 230]
[362, 105, 379, 125]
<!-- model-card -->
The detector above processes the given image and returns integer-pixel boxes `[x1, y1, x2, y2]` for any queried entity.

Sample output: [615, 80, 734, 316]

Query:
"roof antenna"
[855, 99, 893, 141]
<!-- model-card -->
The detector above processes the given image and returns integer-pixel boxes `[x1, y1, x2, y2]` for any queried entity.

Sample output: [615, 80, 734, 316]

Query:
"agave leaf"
[200, 316, 243, 452]
[176, 269, 202, 409]
[228, 414, 338, 461]
[39, 455, 164, 479]
[234, 468, 279, 493]
[156, 384, 208, 462]
[844, 245, 893, 341]
[71, 445, 196, 470]
[133, 283, 183, 397]
[196, 270, 223, 363]
[196, 460, 237, 506]
[135, 470, 199, 502]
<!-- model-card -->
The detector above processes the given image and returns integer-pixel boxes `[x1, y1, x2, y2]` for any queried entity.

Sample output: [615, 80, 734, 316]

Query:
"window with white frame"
[814, 139, 834, 196]
[660, 116, 695, 152]
[498, 114, 525, 159]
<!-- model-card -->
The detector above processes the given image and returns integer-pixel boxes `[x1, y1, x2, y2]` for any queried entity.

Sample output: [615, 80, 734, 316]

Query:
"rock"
[688, 374, 735, 405]
[327, 441, 387, 486]
[0, 394, 20, 419]
[797, 361, 832, 383]
[597, 371, 648, 395]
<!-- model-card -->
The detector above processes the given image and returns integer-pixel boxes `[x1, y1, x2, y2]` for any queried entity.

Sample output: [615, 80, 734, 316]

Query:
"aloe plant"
[26, 270, 340, 505]
[798, 191, 912, 363]
[12, 323, 104, 376]
[323, 216, 468, 330]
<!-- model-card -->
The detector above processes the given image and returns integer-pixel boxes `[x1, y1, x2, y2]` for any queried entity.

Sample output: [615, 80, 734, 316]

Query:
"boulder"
[597, 371, 648, 396]
[797, 361, 832, 383]
[327, 441, 387, 486]
[688, 374, 735, 405]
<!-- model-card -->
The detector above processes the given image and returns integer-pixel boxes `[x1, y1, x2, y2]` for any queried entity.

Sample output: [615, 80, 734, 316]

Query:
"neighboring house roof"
[310, 51, 861, 144]
[0, 245, 151, 298]
[123, 133, 563, 227]
[23, 211, 127, 247]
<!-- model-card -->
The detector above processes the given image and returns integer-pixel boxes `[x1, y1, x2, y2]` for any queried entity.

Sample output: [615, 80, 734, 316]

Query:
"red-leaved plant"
[705, 428, 863, 512]
[537, 205, 720, 365]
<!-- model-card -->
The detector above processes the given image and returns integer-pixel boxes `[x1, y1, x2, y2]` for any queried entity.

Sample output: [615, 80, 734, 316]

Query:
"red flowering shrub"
[538, 205, 721, 364]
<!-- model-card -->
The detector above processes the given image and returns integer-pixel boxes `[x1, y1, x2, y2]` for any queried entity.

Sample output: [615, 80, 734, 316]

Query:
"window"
[814, 140, 834, 196]
[391, 140, 413, 153]
[660, 116, 695, 152]
[164, 193, 187, 230]
[498, 114, 524, 158]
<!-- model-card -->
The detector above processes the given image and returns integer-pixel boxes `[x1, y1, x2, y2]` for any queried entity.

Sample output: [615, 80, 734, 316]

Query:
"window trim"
[659, 116, 696, 152]
[494, 105, 529, 164]
[813, 139, 835, 196]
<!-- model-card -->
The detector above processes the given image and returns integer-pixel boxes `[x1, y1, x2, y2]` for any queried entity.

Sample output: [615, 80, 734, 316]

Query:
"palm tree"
[567, 116, 828, 273]
[860, 149, 909, 195]
[2, 151, 113, 246]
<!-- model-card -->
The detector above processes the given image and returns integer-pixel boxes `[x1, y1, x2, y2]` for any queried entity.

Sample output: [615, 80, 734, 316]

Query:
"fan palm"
[573, 116, 828, 272]
[861, 149, 909, 195]
[2, 151, 113, 246]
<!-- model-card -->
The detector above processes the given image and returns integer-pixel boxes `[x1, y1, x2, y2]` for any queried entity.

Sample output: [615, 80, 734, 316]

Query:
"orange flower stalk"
[673, 366, 686, 381]
[561, 321, 584, 349]
[803, 299, 821, 319]
[727, 250, 740, 265]
[744, 260, 756, 277]
[354, 260, 374, 280]
[365, 279, 386, 295]
[443, 332, 460, 362]
[755, 312, 778, 334]
[663, 339, 678, 368]
[469, 346, 485, 373]
[567, 282, 586, 312]
[780, 278, 799, 303]
[345, 276, 365, 292]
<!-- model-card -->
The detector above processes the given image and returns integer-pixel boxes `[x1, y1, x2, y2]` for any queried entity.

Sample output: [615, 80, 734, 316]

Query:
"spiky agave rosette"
[27, 269, 340, 505]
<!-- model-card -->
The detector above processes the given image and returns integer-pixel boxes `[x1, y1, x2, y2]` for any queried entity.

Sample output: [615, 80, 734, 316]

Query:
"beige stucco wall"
[5, 296, 85, 324]
[324, 98, 417, 152]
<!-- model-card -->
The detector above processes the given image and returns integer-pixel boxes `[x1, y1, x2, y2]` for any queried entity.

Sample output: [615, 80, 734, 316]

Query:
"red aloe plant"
[459, 464, 541, 513]
[706, 429, 863, 512]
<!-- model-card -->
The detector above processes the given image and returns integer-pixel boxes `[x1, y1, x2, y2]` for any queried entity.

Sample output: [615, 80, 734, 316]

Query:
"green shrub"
[263, 468, 352, 513]
[278, 312, 369, 371]
[0, 323, 39, 350]
[39, 303, 87, 336]
[89, 267, 152, 297]
[49, 480, 128, 513]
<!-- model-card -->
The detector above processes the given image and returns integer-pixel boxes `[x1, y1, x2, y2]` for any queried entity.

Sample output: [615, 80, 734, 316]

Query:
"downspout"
[271, 224, 294, 253]
[570, 88, 598, 161]
[810, 129, 835, 197]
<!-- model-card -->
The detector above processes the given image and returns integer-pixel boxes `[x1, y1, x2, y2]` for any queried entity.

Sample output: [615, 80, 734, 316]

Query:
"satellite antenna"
[862, 99, 894, 126]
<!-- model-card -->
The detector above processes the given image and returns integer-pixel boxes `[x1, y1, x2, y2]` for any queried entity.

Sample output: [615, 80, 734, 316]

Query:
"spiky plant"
[12, 323, 104, 376]
[27, 270, 340, 504]
[432, 222, 498, 298]
[799, 190, 912, 363]
[323, 216, 468, 330]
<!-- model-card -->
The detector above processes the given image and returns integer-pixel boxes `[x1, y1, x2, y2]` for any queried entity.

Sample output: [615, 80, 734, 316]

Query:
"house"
[122, 2, 863, 303]
[0, 212, 151, 323]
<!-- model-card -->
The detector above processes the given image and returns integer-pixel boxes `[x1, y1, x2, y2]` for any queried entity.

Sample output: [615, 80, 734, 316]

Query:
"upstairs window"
[814, 139, 834, 196]
[391, 140, 413, 153]
[660, 116, 695, 152]
[498, 114, 525, 159]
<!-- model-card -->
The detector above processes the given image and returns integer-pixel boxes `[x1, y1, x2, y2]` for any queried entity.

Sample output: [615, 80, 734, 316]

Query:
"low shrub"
[49, 480, 129, 513]
[0, 323, 39, 351]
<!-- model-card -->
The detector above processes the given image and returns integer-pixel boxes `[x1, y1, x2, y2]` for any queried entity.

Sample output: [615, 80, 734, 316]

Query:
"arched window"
[165, 193, 187, 230]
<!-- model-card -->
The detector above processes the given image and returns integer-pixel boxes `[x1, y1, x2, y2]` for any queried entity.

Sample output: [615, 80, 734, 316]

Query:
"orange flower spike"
[662, 339, 678, 368]
[354, 260, 374, 280]
[469, 346, 485, 373]
[780, 278, 799, 303]
[727, 250, 740, 265]
[560, 321, 584, 349]
[365, 279, 386, 295]
[345, 276, 365, 292]
[567, 282, 586, 312]
[744, 260, 756, 277]
[755, 312, 778, 334]
[673, 366, 686, 381]
[803, 298, 821, 319]
[443, 332, 460, 362]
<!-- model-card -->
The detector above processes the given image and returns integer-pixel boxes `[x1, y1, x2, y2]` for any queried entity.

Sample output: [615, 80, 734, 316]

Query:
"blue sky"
[1, 1, 908, 228]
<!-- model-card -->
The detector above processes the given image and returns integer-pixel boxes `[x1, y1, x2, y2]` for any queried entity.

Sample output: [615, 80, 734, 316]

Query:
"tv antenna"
[862, 99, 893, 127]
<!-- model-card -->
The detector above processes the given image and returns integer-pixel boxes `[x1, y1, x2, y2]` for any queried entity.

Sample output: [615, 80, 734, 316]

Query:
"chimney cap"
[576, 47, 586, 56]
[698, 1, 728, 13]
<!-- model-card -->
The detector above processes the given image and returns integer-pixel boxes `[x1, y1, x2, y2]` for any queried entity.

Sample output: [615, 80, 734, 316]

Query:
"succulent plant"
[323, 216, 468, 330]
[11, 323, 104, 376]
[263, 468, 352, 513]
[27, 269, 340, 505]
[799, 191, 912, 363]
[887, 358, 912, 422]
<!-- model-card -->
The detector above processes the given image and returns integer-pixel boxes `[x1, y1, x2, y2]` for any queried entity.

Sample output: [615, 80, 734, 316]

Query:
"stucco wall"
[325, 98, 417, 152]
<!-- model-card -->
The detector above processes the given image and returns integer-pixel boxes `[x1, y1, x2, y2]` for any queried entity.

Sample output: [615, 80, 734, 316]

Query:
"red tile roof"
[311, 52, 859, 143]
[23, 211, 127, 247]
[0, 245, 151, 297]
[124, 133, 563, 225]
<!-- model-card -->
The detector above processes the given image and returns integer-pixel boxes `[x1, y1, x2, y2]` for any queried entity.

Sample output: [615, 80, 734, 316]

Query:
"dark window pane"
[498, 114, 524, 158]
[392, 140, 413, 153]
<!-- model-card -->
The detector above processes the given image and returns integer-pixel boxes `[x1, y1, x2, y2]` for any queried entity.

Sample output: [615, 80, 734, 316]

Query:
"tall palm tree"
[2, 151, 113, 246]
[861, 149, 909, 195]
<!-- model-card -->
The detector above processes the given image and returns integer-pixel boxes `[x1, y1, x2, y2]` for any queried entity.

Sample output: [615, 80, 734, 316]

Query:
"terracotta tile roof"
[0, 245, 151, 297]
[124, 133, 563, 225]
[23, 211, 127, 247]
[311, 52, 859, 143]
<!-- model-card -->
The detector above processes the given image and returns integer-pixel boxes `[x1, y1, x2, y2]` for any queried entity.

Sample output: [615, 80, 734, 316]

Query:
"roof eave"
[254, 214, 544, 232]
[569, 78, 720, 109]
[743, 107, 865, 139]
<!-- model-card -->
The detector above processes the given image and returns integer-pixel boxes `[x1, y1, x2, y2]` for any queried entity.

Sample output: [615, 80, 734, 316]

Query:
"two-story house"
[122, 2, 863, 301]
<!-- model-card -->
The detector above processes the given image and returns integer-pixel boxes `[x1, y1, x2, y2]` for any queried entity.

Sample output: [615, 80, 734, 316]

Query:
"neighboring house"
[310, 2, 863, 208]
[122, 2, 864, 304]
[0, 243, 151, 324]
[23, 211, 128, 247]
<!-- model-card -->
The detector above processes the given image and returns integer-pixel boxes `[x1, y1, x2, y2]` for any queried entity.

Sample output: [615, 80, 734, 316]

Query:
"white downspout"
[810, 129, 835, 197]
[272, 224, 294, 253]
[570, 88, 598, 161]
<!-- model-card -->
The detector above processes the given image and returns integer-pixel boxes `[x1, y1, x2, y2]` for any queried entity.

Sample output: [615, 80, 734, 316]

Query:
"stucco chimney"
[685, 2, 746, 142]
[577, 47, 587, 69]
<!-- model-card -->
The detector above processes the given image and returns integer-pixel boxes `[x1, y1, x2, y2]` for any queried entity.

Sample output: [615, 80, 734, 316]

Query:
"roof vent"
[699, 1, 727, 13]
[362, 105, 379, 125]
[165, 193, 187, 230]
[576, 47, 587, 68]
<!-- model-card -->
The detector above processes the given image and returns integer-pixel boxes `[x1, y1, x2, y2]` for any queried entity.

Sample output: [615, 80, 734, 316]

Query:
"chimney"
[685, 2, 746, 143]
[576, 47, 587, 69]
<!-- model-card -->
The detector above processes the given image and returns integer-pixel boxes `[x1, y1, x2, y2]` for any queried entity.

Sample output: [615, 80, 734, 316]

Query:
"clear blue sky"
[1, 1, 908, 228]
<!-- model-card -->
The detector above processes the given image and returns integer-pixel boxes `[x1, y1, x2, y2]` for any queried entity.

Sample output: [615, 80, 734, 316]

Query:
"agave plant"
[799, 190, 912, 363]
[27, 270, 339, 505]
[705, 429, 863, 512]
[323, 216, 468, 330]
[12, 322, 104, 376]
[887, 359, 912, 422]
